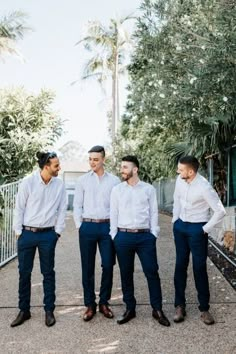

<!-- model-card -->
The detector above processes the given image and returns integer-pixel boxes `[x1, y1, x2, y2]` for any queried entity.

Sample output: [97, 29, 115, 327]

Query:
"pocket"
[149, 233, 157, 241]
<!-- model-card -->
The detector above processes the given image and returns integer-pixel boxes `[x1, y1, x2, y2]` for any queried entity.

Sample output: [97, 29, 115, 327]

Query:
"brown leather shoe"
[173, 306, 186, 323]
[99, 304, 114, 318]
[201, 311, 215, 325]
[83, 306, 96, 322]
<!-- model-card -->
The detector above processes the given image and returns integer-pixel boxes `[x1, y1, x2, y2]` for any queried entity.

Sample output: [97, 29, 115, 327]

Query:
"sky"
[0, 0, 141, 151]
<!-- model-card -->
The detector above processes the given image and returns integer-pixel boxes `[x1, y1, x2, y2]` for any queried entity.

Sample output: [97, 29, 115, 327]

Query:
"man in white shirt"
[11, 152, 66, 328]
[110, 155, 170, 326]
[172, 156, 226, 325]
[73, 145, 120, 321]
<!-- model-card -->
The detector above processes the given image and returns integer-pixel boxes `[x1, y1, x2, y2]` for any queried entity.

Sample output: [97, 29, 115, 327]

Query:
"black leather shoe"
[152, 309, 170, 327]
[45, 311, 56, 327]
[117, 310, 136, 325]
[11, 311, 31, 327]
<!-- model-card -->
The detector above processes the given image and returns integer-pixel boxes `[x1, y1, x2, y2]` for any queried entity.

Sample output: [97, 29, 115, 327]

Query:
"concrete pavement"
[0, 213, 236, 354]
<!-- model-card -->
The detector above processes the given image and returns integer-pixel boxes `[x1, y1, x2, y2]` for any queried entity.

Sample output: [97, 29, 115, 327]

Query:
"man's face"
[177, 163, 194, 181]
[46, 157, 61, 177]
[120, 161, 136, 181]
[89, 152, 105, 172]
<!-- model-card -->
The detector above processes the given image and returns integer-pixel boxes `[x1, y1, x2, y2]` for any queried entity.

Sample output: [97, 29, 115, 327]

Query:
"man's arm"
[55, 184, 67, 235]
[13, 180, 28, 236]
[73, 180, 84, 229]
[202, 185, 226, 234]
[149, 186, 160, 238]
[110, 187, 119, 239]
[172, 177, 181, 223]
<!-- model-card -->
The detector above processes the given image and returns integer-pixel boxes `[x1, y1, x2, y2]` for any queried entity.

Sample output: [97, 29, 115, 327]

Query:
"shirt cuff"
[110, 231, 117, 239]
[202, 225, 210, 234]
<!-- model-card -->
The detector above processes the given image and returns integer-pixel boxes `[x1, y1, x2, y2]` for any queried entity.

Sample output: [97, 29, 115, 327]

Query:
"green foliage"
[0, 11, 30, 58]
[116, 0, 236, 180]
[0, 87, 63, 184]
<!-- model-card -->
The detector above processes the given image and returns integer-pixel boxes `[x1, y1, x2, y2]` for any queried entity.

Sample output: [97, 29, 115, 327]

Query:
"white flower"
[176, 45, 182, 51]
[199, 59, 204, 64]
[201, 45, 206, 50]
[173, 91, 177, 95]
[161, 61, 164, 65]
[148, 81, 153, 86]
[190, 77, 197, 84]
[223, 96, 228, 102]
[159, 93, 165, 98]
[158, 80, 163, 86]
[149, 59, 153, 63]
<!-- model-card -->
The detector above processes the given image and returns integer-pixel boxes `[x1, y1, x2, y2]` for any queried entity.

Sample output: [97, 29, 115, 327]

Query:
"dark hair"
[179, 155, 200, 172]
[122, 155, 139, 169]
[88, 145, 105, 158]
[36, 151, 57, 169]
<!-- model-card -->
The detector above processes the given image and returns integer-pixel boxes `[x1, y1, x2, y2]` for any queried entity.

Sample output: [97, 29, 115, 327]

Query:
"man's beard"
[181, 175, 190, 181]
[121, 171, 133, 181]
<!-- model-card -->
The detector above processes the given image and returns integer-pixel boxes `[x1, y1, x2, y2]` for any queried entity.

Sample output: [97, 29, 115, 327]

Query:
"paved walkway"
[0, 213, 236, 354]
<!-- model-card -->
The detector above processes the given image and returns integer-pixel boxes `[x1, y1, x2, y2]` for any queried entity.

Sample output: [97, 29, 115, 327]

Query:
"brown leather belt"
[23, 226, 55, 232]
[82, 218, 110, 223]
[118, 228, 150, 233]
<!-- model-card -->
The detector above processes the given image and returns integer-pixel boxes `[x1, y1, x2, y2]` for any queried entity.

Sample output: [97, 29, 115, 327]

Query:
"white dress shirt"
[73, 170, 120, 229]
[13, 170, 67, 235]
[110, 180, 160, 239]
[172, 173, 226, 233]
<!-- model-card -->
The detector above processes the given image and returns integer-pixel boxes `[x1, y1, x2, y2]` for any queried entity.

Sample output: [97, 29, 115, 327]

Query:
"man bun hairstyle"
[36, 151, 57, 169]
[88, 145, 105, 158]
[122, 155, 139, 169]
[179, 155, 200, 173]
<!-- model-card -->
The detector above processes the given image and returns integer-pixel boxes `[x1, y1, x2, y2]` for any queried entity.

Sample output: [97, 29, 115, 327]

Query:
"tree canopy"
[0, 88, 63, 184]
[114, 0, 236, 181]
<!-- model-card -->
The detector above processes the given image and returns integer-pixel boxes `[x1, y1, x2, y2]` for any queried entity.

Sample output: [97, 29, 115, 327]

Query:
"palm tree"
[0, 11, 29, 59]
[74, 15, 135, 141]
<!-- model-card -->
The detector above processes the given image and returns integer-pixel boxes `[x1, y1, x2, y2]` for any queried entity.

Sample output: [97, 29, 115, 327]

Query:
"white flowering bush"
[0, 88, 63, 183]
[117, 0, 236, 180]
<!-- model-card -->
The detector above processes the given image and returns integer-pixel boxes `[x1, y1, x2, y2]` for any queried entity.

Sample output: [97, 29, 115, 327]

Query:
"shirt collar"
[189, 173, 200, 185]
[36, 169, 54, 185]
[90, 170, 107, 178]
[124, 180, 142, 187]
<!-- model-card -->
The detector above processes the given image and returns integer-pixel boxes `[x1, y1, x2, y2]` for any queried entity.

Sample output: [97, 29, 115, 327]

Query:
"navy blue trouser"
[173, 219, 210, 312]
[79, 221, 115, 308]
[114, 231, 162, 311]
[17, 229, 58, 312]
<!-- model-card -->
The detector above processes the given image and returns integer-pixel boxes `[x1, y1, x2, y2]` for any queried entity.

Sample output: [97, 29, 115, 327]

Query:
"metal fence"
[0, 181, 20, 267]
[153, 178, 176, 213]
